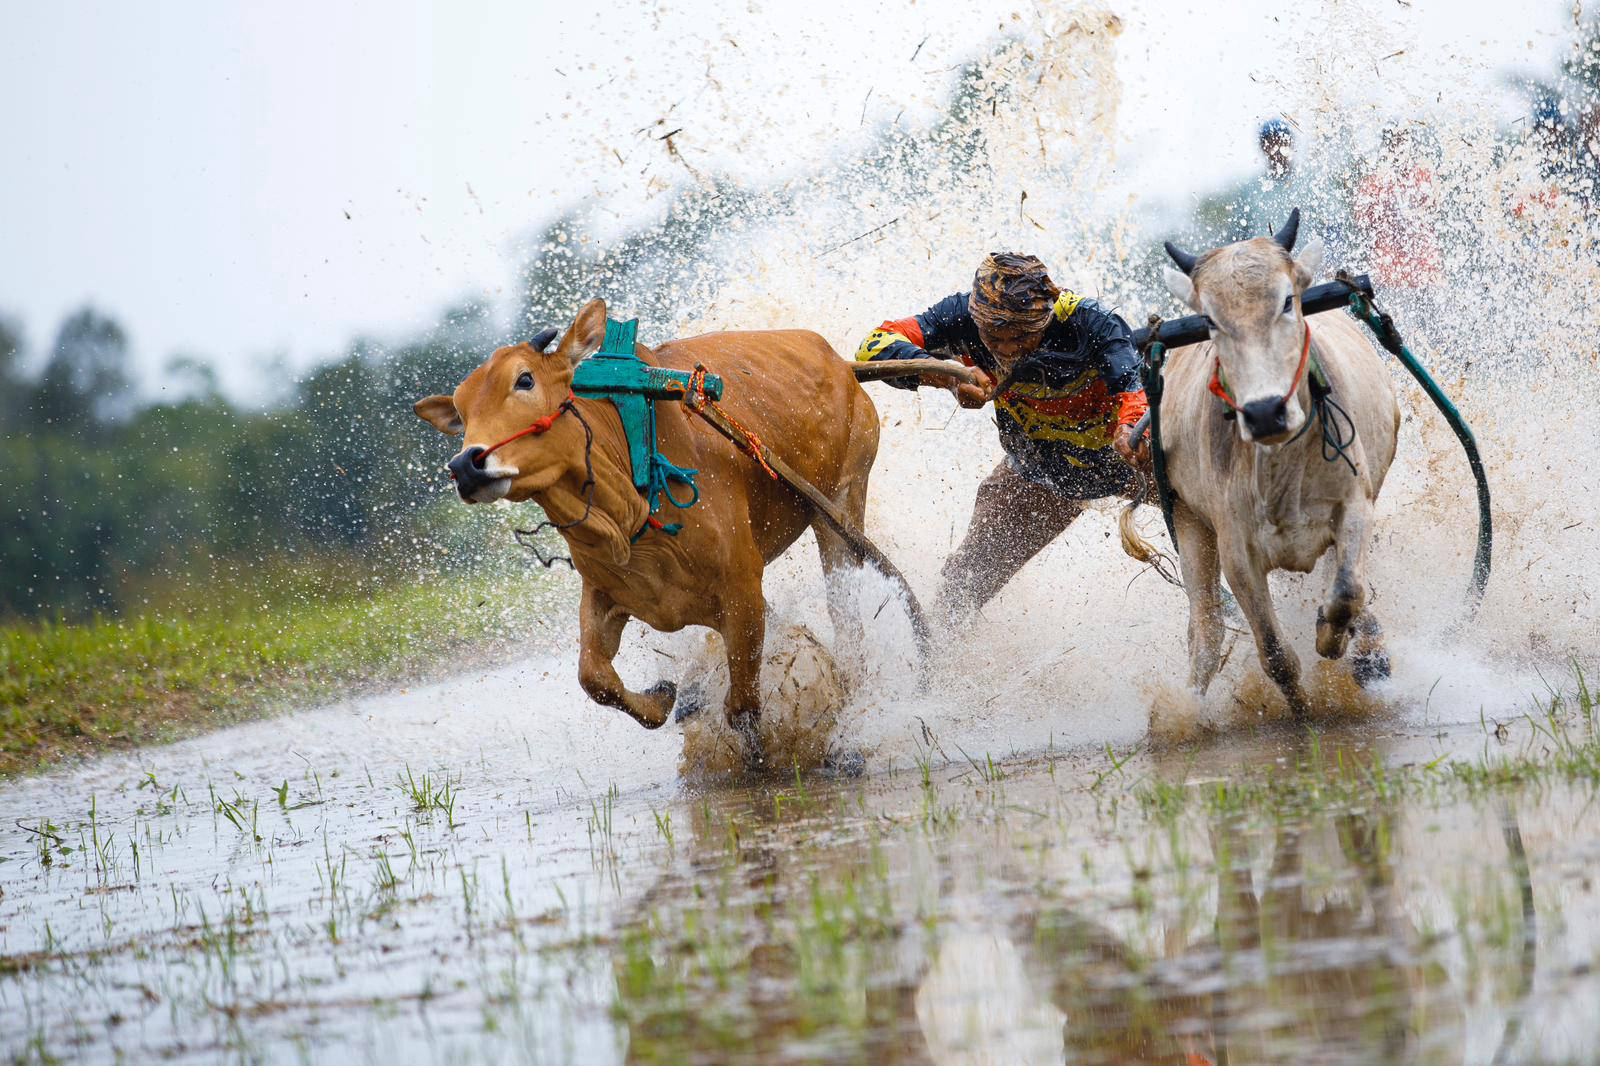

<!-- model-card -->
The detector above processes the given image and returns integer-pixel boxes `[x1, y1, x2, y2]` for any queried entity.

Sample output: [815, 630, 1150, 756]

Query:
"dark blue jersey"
[855, 289, 1147, 495]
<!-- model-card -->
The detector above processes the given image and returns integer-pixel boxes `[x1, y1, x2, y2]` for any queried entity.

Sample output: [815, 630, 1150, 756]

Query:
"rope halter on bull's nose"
[456, 388, 598, 570]
[468, 390, 577, 469]
[449, 389, 600, 571]
[1206, 320, 1358, 474]
[1207, 321, 1311, 413]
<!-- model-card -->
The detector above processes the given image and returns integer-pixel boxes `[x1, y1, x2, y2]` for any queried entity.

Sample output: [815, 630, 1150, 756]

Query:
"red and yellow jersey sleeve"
[1115, 389, 1149, 428]
[853, 317, 926, 362]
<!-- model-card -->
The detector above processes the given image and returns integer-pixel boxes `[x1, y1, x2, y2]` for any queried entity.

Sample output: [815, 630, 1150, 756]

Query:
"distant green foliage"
[1, 302, 501, 618]
[0, 570, 572, 776]
[0, 191, 750, 620]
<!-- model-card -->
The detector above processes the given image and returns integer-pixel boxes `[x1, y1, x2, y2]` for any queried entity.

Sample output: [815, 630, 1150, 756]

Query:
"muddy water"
[3, 659, 1598, 1064]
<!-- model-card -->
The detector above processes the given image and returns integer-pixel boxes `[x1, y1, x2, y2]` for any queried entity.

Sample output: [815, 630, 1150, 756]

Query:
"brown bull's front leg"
[718, 581, 767, 771]
[1220, 542, 1310, 719]
[576, 584, 675, 729]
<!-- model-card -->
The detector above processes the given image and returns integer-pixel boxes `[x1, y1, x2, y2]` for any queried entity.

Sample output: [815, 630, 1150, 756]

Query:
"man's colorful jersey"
[854, 289, 1148, 495]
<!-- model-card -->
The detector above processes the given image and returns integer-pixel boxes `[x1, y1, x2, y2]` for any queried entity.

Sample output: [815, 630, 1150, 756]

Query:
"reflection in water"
[995, 807, 1460, 1065]
[1, 716, 1587, 1063]
[1491, 804, 1536, 1066]
[607, 733, 1566, 1066]
[614, 793, 939, 1064]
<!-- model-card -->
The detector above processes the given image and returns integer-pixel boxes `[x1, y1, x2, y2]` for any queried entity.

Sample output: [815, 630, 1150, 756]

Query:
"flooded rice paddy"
[9, 2, 1600, 1062]
[3, 650, 1598, 1064]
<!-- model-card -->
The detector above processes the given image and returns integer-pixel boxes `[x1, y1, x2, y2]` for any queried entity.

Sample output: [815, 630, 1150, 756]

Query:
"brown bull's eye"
[515, 371, 534, 391]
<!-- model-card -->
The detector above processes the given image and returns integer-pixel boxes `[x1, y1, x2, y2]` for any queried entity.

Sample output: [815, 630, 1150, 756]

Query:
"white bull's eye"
[515, 371, 534, 391]
[1282, 294, 1294, 314]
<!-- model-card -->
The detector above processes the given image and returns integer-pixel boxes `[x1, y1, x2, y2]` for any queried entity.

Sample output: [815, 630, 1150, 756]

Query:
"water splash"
[525, 1, 1598, 769]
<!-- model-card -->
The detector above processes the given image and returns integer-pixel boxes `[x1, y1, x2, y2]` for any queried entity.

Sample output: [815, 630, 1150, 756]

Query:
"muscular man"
[855, 252, 1148, 622]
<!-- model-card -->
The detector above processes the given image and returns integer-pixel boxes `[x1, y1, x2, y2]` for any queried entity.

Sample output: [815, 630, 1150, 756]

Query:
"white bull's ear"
[558, 298, 609, 366]
[1163, 266, 1196, 308]
[1294, 238, 1325, 287]
[415, 394, 463, 435]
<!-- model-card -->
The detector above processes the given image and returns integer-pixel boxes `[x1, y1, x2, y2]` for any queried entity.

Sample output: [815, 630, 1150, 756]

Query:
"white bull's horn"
[1164, 241, 1199, 276]
[1273, 208, 1301, 252]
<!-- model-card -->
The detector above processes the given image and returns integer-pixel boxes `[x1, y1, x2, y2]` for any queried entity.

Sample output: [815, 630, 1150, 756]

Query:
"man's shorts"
[1005, 446, 1137, 501]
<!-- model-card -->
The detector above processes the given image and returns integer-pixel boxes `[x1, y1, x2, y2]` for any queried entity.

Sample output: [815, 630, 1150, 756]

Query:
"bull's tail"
[1119, 476, 1183, 588]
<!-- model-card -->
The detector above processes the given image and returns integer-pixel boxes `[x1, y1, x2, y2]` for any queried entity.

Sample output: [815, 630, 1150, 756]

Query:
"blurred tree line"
[0, 301, 516, 618]
[0, 195, 742, 620]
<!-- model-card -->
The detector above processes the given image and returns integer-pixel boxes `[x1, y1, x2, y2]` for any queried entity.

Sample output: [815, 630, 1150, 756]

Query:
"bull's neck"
[1241, 375, 1321, 519]
[530, 397, 648, 552]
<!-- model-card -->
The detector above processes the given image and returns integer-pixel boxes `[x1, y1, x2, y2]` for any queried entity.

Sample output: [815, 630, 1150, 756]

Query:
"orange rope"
[1208, 323, 1311, 411]
[682, 364, 778, 481]
[477, 390, 575, 459]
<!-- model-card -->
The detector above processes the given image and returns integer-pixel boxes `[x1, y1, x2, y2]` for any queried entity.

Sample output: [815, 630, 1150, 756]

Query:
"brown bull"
[415, 298, 879, 766]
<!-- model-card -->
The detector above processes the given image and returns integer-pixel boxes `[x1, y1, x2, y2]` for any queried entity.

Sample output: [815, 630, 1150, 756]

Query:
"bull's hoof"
[1349, 614, 1389, 687]
[729, 711, 764, 773]
[671, 681, 707, 723]
[1351, 647, 1391, 687]
[639, 681, 677, 729]
[1284, 685, 1313, 722]
[1315, 606, 1353, 661]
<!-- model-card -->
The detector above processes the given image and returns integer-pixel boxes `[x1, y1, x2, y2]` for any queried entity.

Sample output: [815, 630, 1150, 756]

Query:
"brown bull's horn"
[1273, 207, 1301, 252]
[531, 327, 559, 352]
[1164, 241, 1198, 276]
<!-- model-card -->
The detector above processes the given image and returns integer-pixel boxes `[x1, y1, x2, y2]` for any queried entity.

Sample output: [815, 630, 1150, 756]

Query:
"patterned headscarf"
[968, 252, 1060, 338]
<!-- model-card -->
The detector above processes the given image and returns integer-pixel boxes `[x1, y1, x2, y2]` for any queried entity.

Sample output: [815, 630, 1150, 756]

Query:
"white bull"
[1137, 209, 1400, 717]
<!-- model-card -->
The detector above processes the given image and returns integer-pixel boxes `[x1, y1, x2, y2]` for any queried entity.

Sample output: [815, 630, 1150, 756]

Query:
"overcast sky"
[0, 1, 1574, 398]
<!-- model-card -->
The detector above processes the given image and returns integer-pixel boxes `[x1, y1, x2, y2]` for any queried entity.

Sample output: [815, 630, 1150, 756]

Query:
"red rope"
[476, 390, 575, 462]
[1208, 322, 1311, 413]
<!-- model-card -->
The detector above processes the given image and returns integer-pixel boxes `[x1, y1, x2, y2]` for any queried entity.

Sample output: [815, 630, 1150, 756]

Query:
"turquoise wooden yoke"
[569, 317, 724, 534]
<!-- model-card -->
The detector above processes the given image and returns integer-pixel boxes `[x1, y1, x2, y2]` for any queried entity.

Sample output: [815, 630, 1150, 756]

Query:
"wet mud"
[3, 658, 1598, 1063]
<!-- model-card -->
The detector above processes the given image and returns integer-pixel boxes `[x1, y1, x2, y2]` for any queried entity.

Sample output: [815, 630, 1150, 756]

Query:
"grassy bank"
[0, 569, 573, 778]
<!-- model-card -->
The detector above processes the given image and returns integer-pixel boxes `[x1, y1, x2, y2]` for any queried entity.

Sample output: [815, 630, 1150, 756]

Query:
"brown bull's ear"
[556, 298, 609, 366]
[414, 394, 463, 435]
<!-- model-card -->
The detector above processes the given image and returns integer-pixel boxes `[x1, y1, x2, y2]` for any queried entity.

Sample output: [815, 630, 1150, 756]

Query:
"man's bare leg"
[933, 459, 1083, 625]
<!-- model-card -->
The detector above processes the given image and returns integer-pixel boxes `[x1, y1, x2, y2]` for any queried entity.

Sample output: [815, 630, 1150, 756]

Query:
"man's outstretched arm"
[1077, 300, 1150, 464]
[853, 293, 991, 399]
[853, 316, 934, 390]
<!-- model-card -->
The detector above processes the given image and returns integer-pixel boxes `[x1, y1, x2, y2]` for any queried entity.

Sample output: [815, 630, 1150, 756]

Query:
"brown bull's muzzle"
[447, 445, 517, 503]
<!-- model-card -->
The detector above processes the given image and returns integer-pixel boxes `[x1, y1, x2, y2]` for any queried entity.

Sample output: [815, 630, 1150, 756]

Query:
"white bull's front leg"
[1174, 504, 1226, 695]
[1315, 495, 1389, 683]
[1220, 537, 1311, 718]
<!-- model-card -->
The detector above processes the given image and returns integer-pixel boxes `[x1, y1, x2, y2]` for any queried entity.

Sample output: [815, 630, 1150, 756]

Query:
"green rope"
[1345, 290, 1492, 609]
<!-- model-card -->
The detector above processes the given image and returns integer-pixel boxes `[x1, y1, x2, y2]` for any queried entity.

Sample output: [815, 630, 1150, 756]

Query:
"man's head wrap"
[968, 253, 1060, 338]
